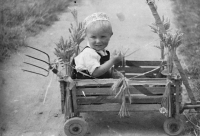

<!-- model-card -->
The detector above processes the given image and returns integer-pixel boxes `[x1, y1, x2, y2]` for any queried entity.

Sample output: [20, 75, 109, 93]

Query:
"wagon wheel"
[163, 117, 185, 136]
[64, 117, 88, 136]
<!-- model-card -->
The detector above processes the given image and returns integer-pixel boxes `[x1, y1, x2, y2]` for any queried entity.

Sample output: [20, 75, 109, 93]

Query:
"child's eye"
[91, 36, 96, 39]
[101, 36, 106, 38]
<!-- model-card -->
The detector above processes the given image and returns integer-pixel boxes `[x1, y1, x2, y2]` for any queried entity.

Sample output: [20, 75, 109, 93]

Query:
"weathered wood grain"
[77, 95, 163, 104]
[77, 103, 161, 112]
[71, 86, 78, 115]
[126, 60, 166, 67]
[76, 86, 165, 96]
[74, 78, 167, 87]
[59, 81, 66, 114]
[116, 67, 159, 73]
[115, 60, 166, 67]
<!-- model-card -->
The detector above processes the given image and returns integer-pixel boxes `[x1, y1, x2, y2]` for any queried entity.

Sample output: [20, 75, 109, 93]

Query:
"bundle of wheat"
[151, 22, 184, 116]
[111, 70, 132, 117]
[53, 9, 85, 118]
[54, 9, 85, 78]
[147, 0, 191, 116]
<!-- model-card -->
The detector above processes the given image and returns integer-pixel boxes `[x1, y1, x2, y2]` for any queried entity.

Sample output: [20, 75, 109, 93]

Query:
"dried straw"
[111, 70, 132, 117]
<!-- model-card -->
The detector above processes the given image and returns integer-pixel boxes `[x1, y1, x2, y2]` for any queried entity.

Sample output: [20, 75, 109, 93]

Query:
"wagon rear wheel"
[64, 117, 88, 136]
[163, 117, 185, 136]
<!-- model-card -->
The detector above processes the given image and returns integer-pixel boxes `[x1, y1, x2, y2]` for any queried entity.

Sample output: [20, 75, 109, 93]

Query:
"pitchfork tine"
[26, 45, 50, 63]
[25, 55, 49, 65]
[22, 69, 48, 77]
[23, 62, 49, 72]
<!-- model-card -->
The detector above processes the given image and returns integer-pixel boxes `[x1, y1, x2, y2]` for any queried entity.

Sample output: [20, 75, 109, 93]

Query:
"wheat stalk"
[54, 9, 85, 77]
[111, 70, 132, 117]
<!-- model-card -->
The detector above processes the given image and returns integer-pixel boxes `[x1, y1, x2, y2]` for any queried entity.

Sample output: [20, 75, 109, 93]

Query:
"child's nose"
[96, 38, 101, 43]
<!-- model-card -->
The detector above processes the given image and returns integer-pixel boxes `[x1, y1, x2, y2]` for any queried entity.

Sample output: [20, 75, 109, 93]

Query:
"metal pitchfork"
[22, 46, 57, 77]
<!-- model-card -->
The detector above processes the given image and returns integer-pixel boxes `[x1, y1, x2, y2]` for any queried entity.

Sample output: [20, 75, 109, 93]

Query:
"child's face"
[86, 26, 112, 51]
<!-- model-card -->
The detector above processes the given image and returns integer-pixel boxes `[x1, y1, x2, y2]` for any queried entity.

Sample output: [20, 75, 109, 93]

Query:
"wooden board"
[116, 67, 159, 73]
[77, 95, 163, 104]
[74, 78, 167, 87]
[71, 86, 78, 115]
[59, 81, 66, 114]
[76, 86, 165, 96]
[77, 103, 161, 112]
[126, 60, 166, 67]
[114, 60, 166, 67]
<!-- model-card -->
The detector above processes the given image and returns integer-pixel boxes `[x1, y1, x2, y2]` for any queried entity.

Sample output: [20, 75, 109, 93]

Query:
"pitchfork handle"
[49, 65, 58, 74]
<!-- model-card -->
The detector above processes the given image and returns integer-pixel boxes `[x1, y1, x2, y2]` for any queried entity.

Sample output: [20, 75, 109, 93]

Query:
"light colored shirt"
[74, 43, 108, 75]
[74, 47, 100, 75]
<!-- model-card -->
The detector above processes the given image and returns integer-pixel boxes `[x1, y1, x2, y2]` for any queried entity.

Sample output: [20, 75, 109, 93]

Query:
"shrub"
[0, 0, 71, 61]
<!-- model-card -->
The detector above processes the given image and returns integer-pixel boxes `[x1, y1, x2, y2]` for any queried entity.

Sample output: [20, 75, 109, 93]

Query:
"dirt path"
[0, 0, 179, 136]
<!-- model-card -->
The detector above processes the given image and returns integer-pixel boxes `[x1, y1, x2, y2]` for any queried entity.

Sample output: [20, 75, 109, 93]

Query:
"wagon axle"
[183, 102, 200, 111]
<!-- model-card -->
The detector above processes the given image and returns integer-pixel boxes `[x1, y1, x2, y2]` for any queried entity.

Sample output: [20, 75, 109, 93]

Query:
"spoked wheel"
[64, 117, 88, 136]
[163, 118, 185, 136]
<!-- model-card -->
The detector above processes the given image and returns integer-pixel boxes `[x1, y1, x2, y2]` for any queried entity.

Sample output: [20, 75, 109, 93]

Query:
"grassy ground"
[172, 0, 200, 135]
[0, 0, 71, 61]
[172, 0, 200, 99]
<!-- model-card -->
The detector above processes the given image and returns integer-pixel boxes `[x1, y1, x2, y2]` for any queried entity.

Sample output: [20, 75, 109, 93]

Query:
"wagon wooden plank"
[125, 74, 148, 78]
[75, 78, 167, 87]
[71, 86, 78, 115]
[131, 78, 167, 81]
[77, 103, 160, 112]
[116, 67, 159, 73]
[126, 60, 166, 67]
[59, 81, 66, 114]
[114, 60, 166, 68]
[175, 81, 181, 116]
[76, 87, 165, 95]
[125, 73, 157, 78]
[64, 86, 73, 119]
[77, 95, 163, 104]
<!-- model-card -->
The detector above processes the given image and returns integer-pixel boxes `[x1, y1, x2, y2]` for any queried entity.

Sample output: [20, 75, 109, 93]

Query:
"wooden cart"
[22, 1, 200, 136]
[59, 60, 186, 136]
[55, 1, 200, 136]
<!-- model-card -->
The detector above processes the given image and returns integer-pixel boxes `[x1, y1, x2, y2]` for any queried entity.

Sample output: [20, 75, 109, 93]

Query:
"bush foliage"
[172, 1, 200, 135]
[172, 0, 200, 79]
[0, 0, 71, 61]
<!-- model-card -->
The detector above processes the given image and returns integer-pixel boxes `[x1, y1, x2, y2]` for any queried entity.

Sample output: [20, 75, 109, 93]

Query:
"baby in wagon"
[72, 12, 123, 79]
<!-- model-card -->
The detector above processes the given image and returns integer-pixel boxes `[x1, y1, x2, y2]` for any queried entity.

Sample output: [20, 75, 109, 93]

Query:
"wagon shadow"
[83, 111, 166, 136]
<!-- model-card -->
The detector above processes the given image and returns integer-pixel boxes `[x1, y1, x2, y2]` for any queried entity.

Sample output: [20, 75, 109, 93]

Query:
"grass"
[172, 0, 200, 135]
[0, 0, 72, 61]
[172, 0, 200, 100]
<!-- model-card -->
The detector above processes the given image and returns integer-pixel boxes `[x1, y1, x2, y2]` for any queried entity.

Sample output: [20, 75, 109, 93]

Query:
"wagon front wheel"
[64, 117, 88, 136]
[163, 117, 184, 136]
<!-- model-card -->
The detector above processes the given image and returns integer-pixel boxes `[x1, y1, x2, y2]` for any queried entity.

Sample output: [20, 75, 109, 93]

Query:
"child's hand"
[111, 50, 123, 64]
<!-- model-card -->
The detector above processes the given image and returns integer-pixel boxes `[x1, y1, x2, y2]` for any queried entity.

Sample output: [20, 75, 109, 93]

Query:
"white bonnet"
[84, 12, 110, 29]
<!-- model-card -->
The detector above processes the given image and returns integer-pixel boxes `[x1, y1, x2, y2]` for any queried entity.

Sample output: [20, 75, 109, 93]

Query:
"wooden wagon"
[21, 1, 200, 136]
[59, 60, 186, 136]
[53, 1, 200, 135]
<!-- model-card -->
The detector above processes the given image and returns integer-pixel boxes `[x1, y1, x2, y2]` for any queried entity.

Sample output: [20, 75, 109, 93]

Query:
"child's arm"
[92, 52, 123, 77]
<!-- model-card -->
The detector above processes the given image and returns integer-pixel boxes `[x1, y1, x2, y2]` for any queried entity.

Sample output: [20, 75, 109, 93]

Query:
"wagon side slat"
[126, 60, 166, 67]
[75, 78, 167, 87]
[115, 60, 166, 67]
[77, 95, 163, 105]
[71, 86, 78, 116]
[116, 67, 160, 73]
[60, 81, 66, 114]
[76, 86, 165, 96]
[77, 103, 161, 112]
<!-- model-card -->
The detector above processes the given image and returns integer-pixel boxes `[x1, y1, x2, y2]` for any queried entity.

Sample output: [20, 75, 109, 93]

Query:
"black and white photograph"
[0, 0, 200, 136]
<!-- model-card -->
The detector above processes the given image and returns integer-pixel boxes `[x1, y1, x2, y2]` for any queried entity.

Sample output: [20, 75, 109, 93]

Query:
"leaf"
[149, 25, 159, 33]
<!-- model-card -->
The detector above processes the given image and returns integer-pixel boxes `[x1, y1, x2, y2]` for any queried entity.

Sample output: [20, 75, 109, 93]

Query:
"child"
[72, 12, 123, 79]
